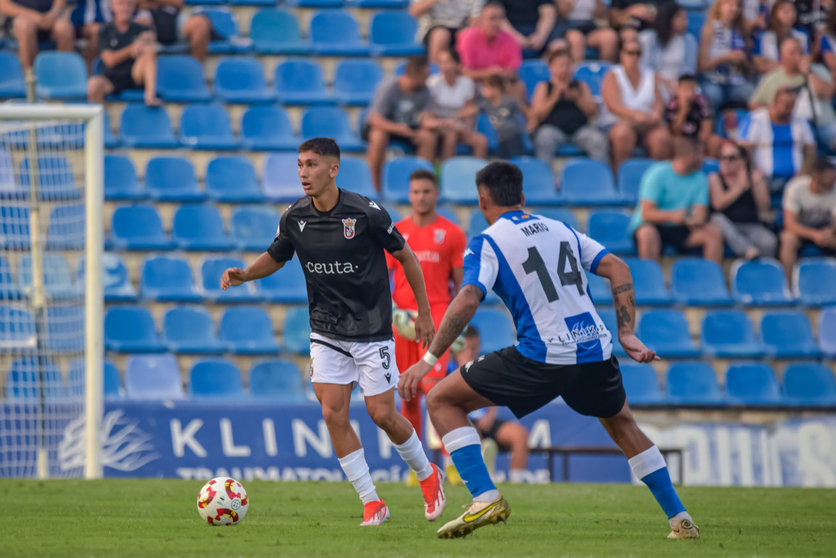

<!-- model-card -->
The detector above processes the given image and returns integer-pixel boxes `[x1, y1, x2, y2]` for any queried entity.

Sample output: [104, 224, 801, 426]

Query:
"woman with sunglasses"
[601, 37, 672, 171]
[708, 140, 777, 259]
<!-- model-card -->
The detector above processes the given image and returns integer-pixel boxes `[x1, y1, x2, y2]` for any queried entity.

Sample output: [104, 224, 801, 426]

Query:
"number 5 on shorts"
[379, 346, 391, 370]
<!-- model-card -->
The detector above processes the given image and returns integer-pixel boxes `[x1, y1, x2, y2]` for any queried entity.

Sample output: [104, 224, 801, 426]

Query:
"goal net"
[0, 105, 103, 479]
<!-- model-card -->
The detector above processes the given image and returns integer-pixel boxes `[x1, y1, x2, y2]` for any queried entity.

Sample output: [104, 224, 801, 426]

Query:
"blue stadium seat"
[240, 106, 299, 151]
[0, 148, 16, 196]
[334, 59, 384, 105]
[309, 10, 370, 56]
[301, 107, 364, 151]
[0, 52, 26, 98]
[274, 59, 334, 105]
[617, 158, 653, 205]
[205, 156, 263, 202]
[586, 273, 613, 305]
[46, 305, 83, 353]
[231, 206, 279, 251]
[369, 11, 422, 56]
[337, 157, 377, 199]
[250, 359, 307, 402]
[382, 157, 434, 203]
[219, 307, 280, 354]
[469, 307, 515, 353]
[282, 306, 311, 354]
[163, 306, 226, 354]
[624, 258, 672, 305]
[441, 157, 488, 204]
[701, 310, 762, 358]
[125, 354, 183, 400]
[141, 255, 202, 302]
[761, 312, 821, 358]
[119, 105, 179, 149]
[110, 205, 174, 250]
[671, 258, 732, 306]
[99, 253, 138, 302]
[596, 309, 624, 355]
[732, 259, 793, 305]
[620, 363, 663, 404]
[105, 306, 165, 352]
[0, 205, 30, 250]
[34, 52, 87, 99]
[467, 210, 489, 238]
[560, 159, 620, 205]
[782, 363, 836, 406]
[19, 155, 80, 200]
[104, 155, 144, 200]
[533, 208, 581, 231]
[795, 258, 836, 306]
[46, 203, 84, 250]
[18, 253, 78, 300]
[197, 9, 247, 54]
[145, 157, 204, 201]
[250, 9, 311, 55]
[508, 157, 557, 205]
[518, 60, 549, 101]
[5, 358, 64, 400]
[201, 256, 262, 302]
[171, 204, 234, 251]
[587, 211, 633, 255]
[820, 307, 836, 357]
[725, 363, 781, 405]
[0, 305, 36, 351]
[573, 62, 612, 99]
[0, 257, 20, 299]
[156, 55, 211, 101]
[665, 362, 724, 405]
[687, 12, 706, 37]
[68, 359, 122, 398]
[288, 0, 342, 7]
[475, 112, 500, 154]
[179, 104, 239, 150]
[258, 261, 308, 303]
[190, 359, 245, 398]
[638, 310, 699, 358]
[263, 153, 302, 201]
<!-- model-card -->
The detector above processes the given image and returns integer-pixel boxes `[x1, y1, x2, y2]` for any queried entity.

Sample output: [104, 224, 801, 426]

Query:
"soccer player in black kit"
[220, 138, 446, 526]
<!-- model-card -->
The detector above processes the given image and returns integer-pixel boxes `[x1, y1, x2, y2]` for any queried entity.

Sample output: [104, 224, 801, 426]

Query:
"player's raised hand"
[413, 311, 435, 348]
[398, 360, 432, 402]
[619, 333, 659, 363]
[220, 267, 246, 290]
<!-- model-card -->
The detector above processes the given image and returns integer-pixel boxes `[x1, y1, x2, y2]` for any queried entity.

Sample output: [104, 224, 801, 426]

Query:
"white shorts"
[309, 333, 399, 397]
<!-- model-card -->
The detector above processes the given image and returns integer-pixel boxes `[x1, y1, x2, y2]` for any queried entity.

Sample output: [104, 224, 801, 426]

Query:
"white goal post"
[0, 104, 104, 479]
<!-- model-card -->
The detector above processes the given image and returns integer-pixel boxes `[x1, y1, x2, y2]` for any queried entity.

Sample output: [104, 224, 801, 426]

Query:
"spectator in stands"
[664, 74, 720, 156]
[87, 0, 159, 106]
[425, 49, 489, 160]
[408, 0, 483, 66]
[753, 1, 810, 76]
[601, 37, 672, 171]
[134, 0, 214, 63]
[698, 0, 755, 111]
[365, 55, 438, 189]
[709, 140, 777, 259]
[530, 49, 608, 165]
[456, 2, 523, 99]
[494, 0, 563, 59]
[608, 0, 662, 38]
[557, 0, 618, 63]
[780, 157, 836, 282]
[72, 0, 111, 67]
[739, 85, 816, 196]
[630, 137, 725, 263]
[477, 75, 528, 158]
[0, 0, 74, 71]
[794, 60, 836, 153]
[817, 8, 836, 83]
[639, 2, 698, 96]
[749, 37, 827, 109]
[741, 0, 769, 34]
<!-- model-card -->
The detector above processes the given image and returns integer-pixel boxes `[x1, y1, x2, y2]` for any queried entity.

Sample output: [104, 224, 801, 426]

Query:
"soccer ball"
[196, 477, 249, 526]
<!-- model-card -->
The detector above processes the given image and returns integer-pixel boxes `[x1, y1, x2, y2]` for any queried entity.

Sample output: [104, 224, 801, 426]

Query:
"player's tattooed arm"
[613, 282, 636, 335]
[427, 284, 482, 357]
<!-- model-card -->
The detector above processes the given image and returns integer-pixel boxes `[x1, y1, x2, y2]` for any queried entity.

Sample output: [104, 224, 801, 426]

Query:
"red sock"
[401, 395, 423, 440]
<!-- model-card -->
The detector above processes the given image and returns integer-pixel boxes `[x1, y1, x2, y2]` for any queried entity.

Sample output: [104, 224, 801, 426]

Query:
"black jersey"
[267, 189, 406, 342]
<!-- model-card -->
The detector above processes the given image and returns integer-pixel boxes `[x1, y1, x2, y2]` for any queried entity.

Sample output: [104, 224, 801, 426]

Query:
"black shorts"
[104, 69, 140, 94]
[421, 25, 460, 47]
[459, 347, 626, 419]
[633, 223, 692, 253]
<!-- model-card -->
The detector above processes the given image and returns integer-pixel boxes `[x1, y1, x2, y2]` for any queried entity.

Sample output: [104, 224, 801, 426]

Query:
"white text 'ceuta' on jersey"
[462, 210, 613, 365]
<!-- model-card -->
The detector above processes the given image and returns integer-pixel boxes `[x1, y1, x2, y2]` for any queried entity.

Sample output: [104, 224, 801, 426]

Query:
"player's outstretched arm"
[220, 252, 285, 289]
[593, 253, 658, 363]
[391, 244, 435, 347]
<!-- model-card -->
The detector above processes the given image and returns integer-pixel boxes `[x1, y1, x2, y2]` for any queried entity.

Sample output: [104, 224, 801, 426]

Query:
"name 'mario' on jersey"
[461, 210, 613, 366]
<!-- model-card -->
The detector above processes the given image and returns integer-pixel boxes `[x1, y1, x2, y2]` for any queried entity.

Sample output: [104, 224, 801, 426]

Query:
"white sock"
[474, 489, 500, 503]
[394, 430, 434, 481]
[627, 445, 666, 480]
[509, 469, 527, 484]
[338, 448, 379, 504]
[669, 510, 693, 528]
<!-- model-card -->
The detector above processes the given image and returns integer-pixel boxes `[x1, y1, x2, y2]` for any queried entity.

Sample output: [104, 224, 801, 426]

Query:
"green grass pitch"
[8, 479, 835, 557]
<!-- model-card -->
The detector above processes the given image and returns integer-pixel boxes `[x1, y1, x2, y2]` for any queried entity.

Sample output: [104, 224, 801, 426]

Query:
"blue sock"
[629, 446, 686, 519]
[442, 427, 496, 499]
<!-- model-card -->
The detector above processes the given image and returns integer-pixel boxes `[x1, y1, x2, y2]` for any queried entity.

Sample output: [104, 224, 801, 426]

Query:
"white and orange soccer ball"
[197, 477, 249, 526]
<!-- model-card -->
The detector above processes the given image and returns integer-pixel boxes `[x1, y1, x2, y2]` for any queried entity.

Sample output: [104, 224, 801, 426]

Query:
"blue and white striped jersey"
[462, 210, 612, 365]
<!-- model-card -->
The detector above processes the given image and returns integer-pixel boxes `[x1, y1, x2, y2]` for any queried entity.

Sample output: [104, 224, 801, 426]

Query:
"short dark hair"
[409, 169, 437, 185]
[298, 137, 340, 159]
[483, 74, 505, 90]
[812, 157, 835, 175]
[405, 54, 429, 77]
[464, 325, 480, 339]
[547, 48, 571, 64]
[678, 73, 697, 84]
[482, 0, 504, 12]
[475, 161, 523, 206]
[443, 49, 461, 65]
